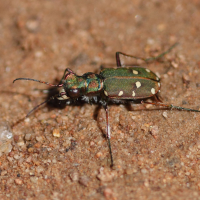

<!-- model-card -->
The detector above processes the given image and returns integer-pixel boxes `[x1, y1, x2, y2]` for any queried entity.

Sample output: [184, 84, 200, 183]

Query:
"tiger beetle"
[13, 43, 200, 167]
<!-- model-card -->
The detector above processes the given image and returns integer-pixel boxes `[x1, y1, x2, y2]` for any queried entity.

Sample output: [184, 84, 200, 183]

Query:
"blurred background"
[0, 1, 200, 199]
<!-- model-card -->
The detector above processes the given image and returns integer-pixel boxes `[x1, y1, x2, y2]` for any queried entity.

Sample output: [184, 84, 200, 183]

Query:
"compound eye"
[68, 88, 80, 98]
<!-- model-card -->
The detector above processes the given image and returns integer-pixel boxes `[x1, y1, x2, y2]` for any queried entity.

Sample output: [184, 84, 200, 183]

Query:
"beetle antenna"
[26, 95, 58, 118]
[142, 101, 200, 112]
[13, 78, 63, 87]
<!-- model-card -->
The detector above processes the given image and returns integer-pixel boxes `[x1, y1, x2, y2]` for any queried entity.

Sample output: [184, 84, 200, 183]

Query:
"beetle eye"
[68, 88, 80, 98]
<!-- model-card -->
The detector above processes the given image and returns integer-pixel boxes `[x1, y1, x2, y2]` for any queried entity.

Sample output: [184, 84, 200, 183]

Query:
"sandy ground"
[1, 0, 200, 199]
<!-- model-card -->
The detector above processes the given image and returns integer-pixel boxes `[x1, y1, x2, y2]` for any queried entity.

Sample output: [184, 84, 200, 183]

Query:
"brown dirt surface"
[1, 0, 200, 199]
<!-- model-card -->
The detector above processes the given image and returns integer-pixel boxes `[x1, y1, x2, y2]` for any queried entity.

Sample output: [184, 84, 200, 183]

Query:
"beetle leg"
[116, 52, 144, 67]
[144, 43, 178, 62]
[116, 43, 178, 68]
[104, 104, 114, 167]
[142, 101, 200, 112]
[59, 68, 74, 84]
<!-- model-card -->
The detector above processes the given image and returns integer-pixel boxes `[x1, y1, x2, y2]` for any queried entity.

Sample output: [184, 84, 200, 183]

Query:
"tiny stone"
[103, 188, 114, 199]
[25, 134, 32, 141]
[185, 172, 190, 176]
[171, 61, 178, 68]
[1, 170, 7, 176]
[24, 118, 30, 123]
[13, 154, 20, 160]
[26, 18, 39, 32]
[69, 172, 79, 182]
[79, 176, 90, 187]
[7, 156, 13, 162]
[144, 180, 149, 187]
[125, 168, 135, 175]
[97, 167, 115, 182]
[36, 136, 44, 142]
[90, 141, 95, 146]
[34, 143, 41, 148]
[26, 156, 32, 163]
[30, 176, 38, 184]
[150, 125, 159, 138]
[17, 141, 25, 146]
[35, 51, 43, 58]
[96, 151, 103, 158]
[141, 168, 148, 174]
[29, 172, 35, 176]
[0, 121, 13, 155]
[53, 129, 60, 137]
[15, 178, 23, 185]
[28, 147, 34, 153]
[36, 166, 44, 174]
[162, 111, 168, 118]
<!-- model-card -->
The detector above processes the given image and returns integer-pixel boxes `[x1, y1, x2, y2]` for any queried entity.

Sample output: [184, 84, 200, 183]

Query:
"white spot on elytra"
[132, 91, 136, 97]
[146, 69, 150, 73]
[133, 70, 138, 74]
[156, 77, 159, 81]
[104, 91, 108, 96]
[118, 91, 123, 96]
[136, 81, 141, 88]
[151, 88, 156, 94]
[158, 82, 161, 87]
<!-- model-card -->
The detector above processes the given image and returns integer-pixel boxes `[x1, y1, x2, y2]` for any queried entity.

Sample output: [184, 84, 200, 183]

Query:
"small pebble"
[171, 61, 178, 68]
[162, 111, 168, 118]
[69, 172, 79, 182]
[53, 129, 60, 137]
[125, 167, 137, 175]
[1, 170, 7, 176]
[79, 176, 90, 187]
[97, 167, 115, 182]
[96, 151, 103, 158]
[14, 154, 20, 160]
[150, 125, 159, 138]
[103, 188, 115, 199]
[26, 18, 39, 32]
[36, 166, 44, 174]
[36, 136, 44, 142]
[0, 121, 13, 156]
[141, 168, 148, 174]
[25, 133, 32, 141]
[15, 179, 23, 185]
[30, 176, 38, 184]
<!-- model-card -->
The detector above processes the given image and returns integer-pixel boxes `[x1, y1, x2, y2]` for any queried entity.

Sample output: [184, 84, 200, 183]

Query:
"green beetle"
[13, 45, 200, 167]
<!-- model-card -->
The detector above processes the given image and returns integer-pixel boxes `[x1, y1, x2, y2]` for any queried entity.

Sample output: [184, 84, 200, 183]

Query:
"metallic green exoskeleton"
[100, 67, 160, 100]
[13, 44, 200, 167]
[55, 66, 161, 104]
